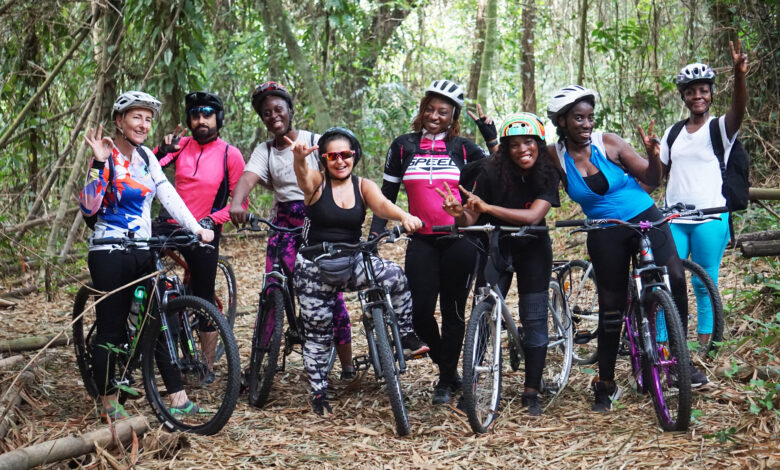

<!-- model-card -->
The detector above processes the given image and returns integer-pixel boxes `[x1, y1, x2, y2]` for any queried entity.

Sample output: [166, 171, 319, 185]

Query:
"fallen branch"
[0, 415, 149, 470]
[740, 240, 780, 258]
[749, 187, 780, 201]
[0, 334, 70, 353]
[0, 370, 34, 439]
[735, 230, 780, 245]
[0, 298, 16, 308]
[714, 364, 780, 381]
[0, 355, 25, 369]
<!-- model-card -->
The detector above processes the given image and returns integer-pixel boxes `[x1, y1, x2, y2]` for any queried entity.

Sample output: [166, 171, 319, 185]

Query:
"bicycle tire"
[247, 288, 285, 408]
[541, 281, 573, 396]
[462, 300, 502, 434]
[560, 260, 599, 365]
[680, 258, 724, 358]
[213, 256, 238, 362]
[641, 288, 692, 431]
[142, 295, 240, 435]
[73, 285, 100, 399]
[371, 306, 410, 436]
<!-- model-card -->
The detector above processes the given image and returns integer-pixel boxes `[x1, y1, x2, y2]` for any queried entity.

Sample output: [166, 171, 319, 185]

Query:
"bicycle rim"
[562, 260, 599, 365]
[681, 258, 724, 359]
[142, 295, 240, 435]
[73, 285, 100, 399]
[462, 300, 501, 434]
[213, 256, 238, 362]
[542, 281, 573, 396]
[642, 289, 692, 431]
[248, 289, 284, 407]
[371, 306, 409, 436]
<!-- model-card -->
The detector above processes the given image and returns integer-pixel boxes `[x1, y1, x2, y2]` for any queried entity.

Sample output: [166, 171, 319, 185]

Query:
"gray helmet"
[113, 91, 161, 118]
[676, 63, 716, 92]
[546, 85, 597, 122]
[425, 79, 465, 109]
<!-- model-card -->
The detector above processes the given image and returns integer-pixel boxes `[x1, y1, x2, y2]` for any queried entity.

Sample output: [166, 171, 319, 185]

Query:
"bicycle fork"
[359, 287, 407, 377]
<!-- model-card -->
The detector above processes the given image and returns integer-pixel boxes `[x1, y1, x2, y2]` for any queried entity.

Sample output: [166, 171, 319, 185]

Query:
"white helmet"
[425, 79, 465, 109]
[676, 63, 715, 92]
[546, 85, 598, 122]
[113, 91, 161, 118]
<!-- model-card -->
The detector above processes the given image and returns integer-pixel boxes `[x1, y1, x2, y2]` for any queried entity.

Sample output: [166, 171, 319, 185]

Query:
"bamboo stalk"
[0, 370, 34, 438]
[0, 334, 70, 353]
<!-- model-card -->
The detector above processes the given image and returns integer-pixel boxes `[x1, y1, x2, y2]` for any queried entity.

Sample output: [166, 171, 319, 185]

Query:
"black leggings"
[406, 235, 476, 384]
[179, 225, 222, 332]
[587, 205, 686, 382]
[88, 249, 183, 396]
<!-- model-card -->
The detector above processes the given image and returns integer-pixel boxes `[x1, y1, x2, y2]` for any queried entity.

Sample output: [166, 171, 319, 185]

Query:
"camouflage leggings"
[265, 201, 351, 345]
[294, 253, 414, 395]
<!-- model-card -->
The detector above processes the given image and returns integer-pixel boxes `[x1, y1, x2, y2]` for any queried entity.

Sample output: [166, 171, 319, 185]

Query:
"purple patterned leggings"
[266, 201, 351, 345]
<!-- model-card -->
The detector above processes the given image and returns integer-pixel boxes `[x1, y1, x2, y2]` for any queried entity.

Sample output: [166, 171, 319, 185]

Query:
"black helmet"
[318, 127, 362, 166]
[251, 81, 294, 116]
[185, 91, 224, 128]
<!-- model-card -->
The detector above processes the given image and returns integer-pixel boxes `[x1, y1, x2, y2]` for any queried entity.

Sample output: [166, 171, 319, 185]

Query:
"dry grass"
[0, 230, 778, 469]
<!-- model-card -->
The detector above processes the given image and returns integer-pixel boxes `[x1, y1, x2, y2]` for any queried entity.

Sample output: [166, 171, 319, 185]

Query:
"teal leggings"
[670, 214, 730, 335]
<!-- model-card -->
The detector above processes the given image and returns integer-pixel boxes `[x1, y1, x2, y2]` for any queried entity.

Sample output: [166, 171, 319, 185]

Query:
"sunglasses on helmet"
[322, 150, 355, 162]
[188, 106, 216, 118]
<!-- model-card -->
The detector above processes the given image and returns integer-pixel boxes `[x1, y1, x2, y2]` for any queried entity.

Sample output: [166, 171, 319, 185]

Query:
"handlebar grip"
[299, 244, 325, 255]
[526, 225, 549, 233]
[700, 206, 729, 215]
[432, 225, 456, 233]
[555, 219, 586, 228]
[92, 237, 124, 245]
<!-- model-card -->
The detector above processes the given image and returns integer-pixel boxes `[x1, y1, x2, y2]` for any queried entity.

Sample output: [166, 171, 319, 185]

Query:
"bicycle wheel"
[371, 306, 409, 436]
[213, 256, 238, 362]
[73, 285, 100, 399]
[680, 258, 724, 358]
[641, 288, 692, 431]
[541, 281, 573, 395]
[142, 295, 240, 435]
[247, 288, 284, 407]
[560, 260, 599, 365]
[461, 300, 502, 434]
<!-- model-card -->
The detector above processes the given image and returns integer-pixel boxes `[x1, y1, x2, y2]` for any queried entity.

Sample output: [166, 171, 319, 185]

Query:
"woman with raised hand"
[659, 40, 748, 372]
[79, 91, 214, 420]
[437, 113, 560, 415]
[290, 127, 428, 415]
[545, 85, 688, 411]
[229, 82, 356, 380]
[369, 79, 497, 406]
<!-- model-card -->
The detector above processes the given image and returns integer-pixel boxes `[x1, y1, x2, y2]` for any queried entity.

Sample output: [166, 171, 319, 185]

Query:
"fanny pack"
[313, 253, 359, 285]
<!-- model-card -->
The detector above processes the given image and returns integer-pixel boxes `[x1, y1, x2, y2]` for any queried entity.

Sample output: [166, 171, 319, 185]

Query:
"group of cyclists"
[78, 38, 748, 423]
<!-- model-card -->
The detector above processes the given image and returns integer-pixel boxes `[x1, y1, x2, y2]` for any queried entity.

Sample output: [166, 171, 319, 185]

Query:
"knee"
[600, 310, 623, 334]
[518, 292, 548, 348]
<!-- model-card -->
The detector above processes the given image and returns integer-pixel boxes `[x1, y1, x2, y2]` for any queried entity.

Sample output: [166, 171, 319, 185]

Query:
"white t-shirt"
[660, 115, 736, 223]
[245, 130, 321, 205]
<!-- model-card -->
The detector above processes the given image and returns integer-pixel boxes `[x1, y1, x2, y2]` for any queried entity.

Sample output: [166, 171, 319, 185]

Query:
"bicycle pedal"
[404, 351, 428, 361]
[574, 331, 594, 345]
[353, 355, 371, 371]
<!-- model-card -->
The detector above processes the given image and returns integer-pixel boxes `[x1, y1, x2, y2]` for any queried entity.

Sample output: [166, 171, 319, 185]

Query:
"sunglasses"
[322, 150, 355, 162]
[188, 106, 216, 118]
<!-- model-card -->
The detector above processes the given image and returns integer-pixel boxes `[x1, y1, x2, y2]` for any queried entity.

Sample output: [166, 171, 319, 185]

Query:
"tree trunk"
[261, 0, 281, 80]
[577, 0, 588, 84]
[521, 0, 536, 112]
[263, 0, 330, 131]
[0, 334, 71, 353]
[467, 0, 487, 105]
[0, 415, 149, 470]
[476, 0, 497, 111]
[740, 240, 780, 258]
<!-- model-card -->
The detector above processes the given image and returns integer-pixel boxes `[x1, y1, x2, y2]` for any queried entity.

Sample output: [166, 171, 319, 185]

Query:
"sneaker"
[522, 393, 542, 416]
[311, 392, 332, 416]
[340, 365, 357, 381]
[432, 382, 454, 405]
[401, 333, 430, 357]
[203, 370, 216, 386]
[169, 400, 211, 416]
[101, 401, 130, 421]
[690, 365, 709, 388]
[592, 381, 622, 412]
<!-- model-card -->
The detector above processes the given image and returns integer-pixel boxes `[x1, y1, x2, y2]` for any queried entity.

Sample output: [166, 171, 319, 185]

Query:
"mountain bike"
[299, 226, 413, 436]
[240, 214, 337, 408]
[72, 233, 241, 435]
[555, 206, 726, 431]
[434, 223, 573, 433]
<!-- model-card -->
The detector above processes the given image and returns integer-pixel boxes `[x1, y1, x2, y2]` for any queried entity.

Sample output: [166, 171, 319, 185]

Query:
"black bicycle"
[241, 214, 337, 408]
[555, 206, 726, 431]
[299, 226, 413, 436]
[72, 233, 241, 435]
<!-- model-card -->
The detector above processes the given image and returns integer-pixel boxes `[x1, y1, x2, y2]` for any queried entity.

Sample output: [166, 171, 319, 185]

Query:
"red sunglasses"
[322, 150, 355, 162]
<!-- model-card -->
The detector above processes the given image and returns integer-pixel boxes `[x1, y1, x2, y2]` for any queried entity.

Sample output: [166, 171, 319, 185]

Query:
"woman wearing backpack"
[659, 41, 748, 367]
[79, 91, 214, 420]
[369, 80, 498, 405]
[228, 82, 355, 380]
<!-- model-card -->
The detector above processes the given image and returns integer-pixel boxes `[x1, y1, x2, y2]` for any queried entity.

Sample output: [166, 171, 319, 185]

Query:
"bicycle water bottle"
[129, 286, 146, 336]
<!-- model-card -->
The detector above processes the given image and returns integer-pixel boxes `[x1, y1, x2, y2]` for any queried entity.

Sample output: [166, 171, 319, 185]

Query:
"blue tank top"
[564, 144, 653, 220]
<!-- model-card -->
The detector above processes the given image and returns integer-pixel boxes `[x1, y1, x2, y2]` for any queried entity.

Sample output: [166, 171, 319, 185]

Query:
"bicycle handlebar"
[554, 205, 729, 230]
[299, 226, 406, 257]
[239, 213, 303, 234]
[431, 223, 548, 236]
[92, 232, 210, 250]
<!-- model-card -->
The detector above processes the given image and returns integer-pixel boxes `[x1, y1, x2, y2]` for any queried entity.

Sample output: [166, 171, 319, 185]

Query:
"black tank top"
[304, 174, 366, 245]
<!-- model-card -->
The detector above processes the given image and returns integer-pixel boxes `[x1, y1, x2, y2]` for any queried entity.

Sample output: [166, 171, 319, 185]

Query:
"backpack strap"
[211, 144, 231, 213]
[135, 146, 151, 167]
[665, 119, 688, 174]
[708, 118, 727, 180]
